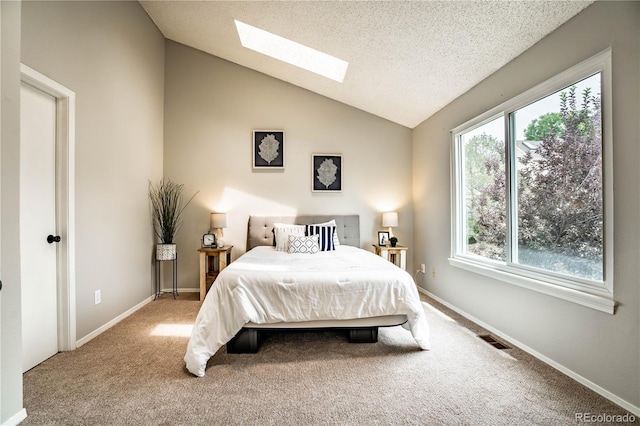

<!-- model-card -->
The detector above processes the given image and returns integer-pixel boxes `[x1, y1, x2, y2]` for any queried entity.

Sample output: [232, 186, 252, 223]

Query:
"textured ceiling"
[140, 1, 593, 128]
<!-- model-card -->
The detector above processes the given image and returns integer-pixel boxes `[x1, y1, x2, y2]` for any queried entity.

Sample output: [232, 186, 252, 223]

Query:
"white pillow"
[273, 223, 305, 251]
[288, 234, 319, 254]
[311, 219, 340, 247]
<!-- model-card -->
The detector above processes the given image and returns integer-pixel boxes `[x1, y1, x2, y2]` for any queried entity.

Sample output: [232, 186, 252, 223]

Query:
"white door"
[20, 81, 58, 372]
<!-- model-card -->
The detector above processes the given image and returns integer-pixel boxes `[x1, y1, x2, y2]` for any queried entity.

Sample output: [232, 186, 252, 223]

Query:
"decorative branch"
[148, 178, 198, 244]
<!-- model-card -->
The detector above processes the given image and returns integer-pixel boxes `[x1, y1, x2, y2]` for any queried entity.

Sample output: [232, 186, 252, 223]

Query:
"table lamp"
[382, 211, 398, 237]
[210, 213, 227, 247]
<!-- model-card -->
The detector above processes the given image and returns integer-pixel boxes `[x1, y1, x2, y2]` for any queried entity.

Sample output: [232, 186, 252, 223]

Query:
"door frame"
[20, 64, 76, 351]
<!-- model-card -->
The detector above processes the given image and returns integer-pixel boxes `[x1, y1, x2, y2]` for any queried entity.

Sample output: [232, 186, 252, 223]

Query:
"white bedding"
[184, 245, 431, 377]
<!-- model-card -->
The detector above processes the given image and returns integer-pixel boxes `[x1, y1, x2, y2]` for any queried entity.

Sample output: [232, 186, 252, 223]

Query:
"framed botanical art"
[253, 130, 285, 169]
[312, 154, 342, 192]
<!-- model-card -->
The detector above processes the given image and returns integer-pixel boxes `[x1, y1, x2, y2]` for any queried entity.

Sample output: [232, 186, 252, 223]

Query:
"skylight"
[234, 20, 348, 83]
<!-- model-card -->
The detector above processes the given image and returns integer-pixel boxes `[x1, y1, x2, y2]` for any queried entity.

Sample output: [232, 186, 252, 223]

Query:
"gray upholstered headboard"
[248, 215, 360, 249]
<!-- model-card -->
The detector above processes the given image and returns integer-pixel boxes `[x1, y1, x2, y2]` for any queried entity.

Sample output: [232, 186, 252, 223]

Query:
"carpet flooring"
[22, 292, 636, 425]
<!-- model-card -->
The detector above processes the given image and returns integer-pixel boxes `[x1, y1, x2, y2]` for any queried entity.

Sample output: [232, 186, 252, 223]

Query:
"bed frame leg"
[348, 327, 378, 343]
[227, 329, 261, 353]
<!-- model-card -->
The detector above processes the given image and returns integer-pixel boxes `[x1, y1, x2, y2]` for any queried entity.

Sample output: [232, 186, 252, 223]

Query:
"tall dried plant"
[148, 179, 198, 244]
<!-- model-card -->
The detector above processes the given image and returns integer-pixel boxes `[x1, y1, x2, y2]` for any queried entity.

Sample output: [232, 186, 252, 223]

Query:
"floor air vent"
[477, 334, 510, 350]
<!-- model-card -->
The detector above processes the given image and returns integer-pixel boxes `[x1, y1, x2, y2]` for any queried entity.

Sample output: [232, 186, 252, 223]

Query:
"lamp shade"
[382, 212, 399, 228]
[210, 213, 227, 229]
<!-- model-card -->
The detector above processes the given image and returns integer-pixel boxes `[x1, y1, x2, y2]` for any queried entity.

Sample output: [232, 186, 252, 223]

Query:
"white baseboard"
[75, 288, 201, 348]
[158, 287, 199, 293]
[177, 287, 199, 293]
[2, 408, 26, 426]
[418, 287, 640, 417]
[76, 295, 154, 347]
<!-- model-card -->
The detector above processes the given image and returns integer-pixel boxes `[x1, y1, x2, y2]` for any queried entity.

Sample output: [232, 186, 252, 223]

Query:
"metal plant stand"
[155, 253, 178, 299]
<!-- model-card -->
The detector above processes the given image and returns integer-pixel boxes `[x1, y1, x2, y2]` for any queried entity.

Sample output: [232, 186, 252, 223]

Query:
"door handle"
[47, 235, 61, 244]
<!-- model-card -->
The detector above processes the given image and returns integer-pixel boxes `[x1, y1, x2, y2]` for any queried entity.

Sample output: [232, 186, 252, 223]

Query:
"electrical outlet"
[431, 267, 436, 278]
[420, 264, 426, 274]
[94, 290, 101, 306]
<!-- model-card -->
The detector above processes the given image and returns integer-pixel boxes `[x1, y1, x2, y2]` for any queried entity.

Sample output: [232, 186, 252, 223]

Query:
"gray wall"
[163, 41, 414, 289]
[20, 1, 165, 340]
[1, 1, 25, 423]
[412, 1, 639, 409]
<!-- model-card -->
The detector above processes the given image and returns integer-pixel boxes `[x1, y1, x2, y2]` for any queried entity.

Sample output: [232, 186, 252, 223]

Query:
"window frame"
[449, 49, 614, 314]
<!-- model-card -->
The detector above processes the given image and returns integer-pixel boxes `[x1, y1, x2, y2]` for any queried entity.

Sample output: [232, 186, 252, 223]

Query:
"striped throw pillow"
[311, 219, 340, 247]
[306, 225, 336, 251]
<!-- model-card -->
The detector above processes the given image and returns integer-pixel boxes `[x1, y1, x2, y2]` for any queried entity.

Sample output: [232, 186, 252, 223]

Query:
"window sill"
[448, 257, 616, 314]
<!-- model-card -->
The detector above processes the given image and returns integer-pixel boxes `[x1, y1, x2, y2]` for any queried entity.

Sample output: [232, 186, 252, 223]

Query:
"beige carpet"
[22, 292, 635, 425]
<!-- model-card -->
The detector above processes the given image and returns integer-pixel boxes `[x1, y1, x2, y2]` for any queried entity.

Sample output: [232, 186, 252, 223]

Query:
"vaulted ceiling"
[140, 1, 593, 128]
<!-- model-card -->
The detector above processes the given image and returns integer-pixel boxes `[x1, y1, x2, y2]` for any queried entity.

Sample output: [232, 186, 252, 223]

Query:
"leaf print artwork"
[311, 154, 341, 192]
[259, 134, 280, 164]
[317, 158, 338, 188]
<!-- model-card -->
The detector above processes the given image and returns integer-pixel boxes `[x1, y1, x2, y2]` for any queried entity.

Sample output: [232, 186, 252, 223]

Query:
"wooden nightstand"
[198, 246, 233, 301]
[373, 245, 408, 270]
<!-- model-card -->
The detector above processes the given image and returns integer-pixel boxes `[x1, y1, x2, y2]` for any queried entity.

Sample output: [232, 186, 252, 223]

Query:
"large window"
[450, 50, 614, 313]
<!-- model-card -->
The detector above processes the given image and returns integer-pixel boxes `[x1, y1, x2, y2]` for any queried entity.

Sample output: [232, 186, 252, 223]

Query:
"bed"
[184, 215, 430, 377]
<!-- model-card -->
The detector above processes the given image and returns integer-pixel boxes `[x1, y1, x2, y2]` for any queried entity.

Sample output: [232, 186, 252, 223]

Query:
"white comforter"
[184, 245, 431, 377]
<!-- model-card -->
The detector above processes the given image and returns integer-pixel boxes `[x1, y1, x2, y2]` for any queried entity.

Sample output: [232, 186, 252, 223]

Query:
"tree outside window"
[458, 73, 603, 282]
[515, 76, 602, 281]
[461, 118, 506, 261]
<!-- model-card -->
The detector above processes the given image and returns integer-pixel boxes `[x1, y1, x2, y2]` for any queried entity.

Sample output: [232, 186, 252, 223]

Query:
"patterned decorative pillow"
[311, 219, 340, 247]
[305, 225, 336, 251]
[288, 235, 320, 254]
[273, 223, 306, 251]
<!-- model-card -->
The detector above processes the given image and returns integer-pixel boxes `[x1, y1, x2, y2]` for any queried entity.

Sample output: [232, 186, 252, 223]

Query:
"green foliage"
[518, 85, 602, 261]
[148, 178, 198, 243]
[463, 133, 506, 260]
[465, 83, 603, 277]
[524, 112, 564, 141]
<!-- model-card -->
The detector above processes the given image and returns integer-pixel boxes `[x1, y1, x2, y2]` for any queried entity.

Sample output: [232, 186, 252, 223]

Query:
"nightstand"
[198, 246, 233, 301]
[373, 245, 408, 270]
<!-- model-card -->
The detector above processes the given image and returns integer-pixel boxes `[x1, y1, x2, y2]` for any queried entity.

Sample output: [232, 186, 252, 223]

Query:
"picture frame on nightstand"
[378, 231, 390, 246]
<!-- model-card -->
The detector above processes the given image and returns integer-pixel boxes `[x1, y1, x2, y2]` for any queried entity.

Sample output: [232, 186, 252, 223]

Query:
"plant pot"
[156, 243, 176, 260]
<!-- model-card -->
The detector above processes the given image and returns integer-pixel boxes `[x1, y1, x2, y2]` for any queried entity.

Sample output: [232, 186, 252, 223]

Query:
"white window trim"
[449, 49, 615, 314]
